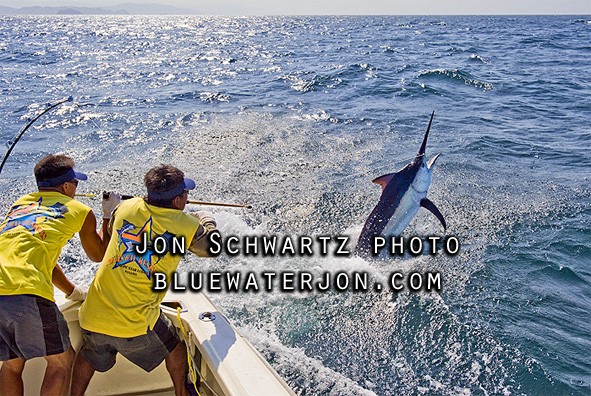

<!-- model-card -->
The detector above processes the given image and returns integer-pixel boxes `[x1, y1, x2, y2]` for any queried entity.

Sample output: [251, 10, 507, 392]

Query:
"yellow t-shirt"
[79, 198, 200, 338]
[0, 192, 91, 301]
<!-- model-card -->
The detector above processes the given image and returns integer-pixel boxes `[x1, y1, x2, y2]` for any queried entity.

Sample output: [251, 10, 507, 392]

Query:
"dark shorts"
[0, 294, 71, 361]
[79, 313, 179, 373]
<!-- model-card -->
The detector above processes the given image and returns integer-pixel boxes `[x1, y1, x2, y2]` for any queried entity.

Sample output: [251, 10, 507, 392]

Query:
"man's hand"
[194, 211, 217, 229]
[102, 191, 121, 219]
[189, 211, 219, 257]
[66, 285, 87, 301]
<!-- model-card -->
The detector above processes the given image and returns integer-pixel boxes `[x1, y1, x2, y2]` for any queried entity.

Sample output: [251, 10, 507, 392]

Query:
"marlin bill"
[355, 112, 447, 257]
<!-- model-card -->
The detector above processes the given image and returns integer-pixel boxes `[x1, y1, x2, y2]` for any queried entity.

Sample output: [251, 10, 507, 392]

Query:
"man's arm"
[188, 211, 220, 257]
[78, 210, 110, 262]
[52, 264, 75, 296]
[78, 193, 120, 262]
[52, 264, 87, 301]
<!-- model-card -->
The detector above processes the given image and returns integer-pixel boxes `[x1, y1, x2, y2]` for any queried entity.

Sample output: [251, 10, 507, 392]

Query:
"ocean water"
[1, 15, 590, 395]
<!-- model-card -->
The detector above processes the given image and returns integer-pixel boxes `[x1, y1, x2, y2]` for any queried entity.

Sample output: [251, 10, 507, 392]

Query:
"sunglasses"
[68, 179, 79, 186]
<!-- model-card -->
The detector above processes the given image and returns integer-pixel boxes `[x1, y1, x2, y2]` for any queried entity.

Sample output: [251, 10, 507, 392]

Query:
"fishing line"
[74, 102, 104, 131]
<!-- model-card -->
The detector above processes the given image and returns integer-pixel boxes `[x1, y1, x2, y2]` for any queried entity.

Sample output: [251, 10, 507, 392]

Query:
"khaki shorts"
[0, 294, 71, 361]
[79, 313, 179, 372]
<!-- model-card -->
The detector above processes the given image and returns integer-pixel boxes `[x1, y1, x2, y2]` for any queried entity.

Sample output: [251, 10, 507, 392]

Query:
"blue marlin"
[355, 112, 446, 256]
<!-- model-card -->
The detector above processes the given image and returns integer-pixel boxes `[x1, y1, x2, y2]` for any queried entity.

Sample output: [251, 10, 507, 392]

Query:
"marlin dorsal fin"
[372, 173, 396, 191]
[420, 198, 446, 230]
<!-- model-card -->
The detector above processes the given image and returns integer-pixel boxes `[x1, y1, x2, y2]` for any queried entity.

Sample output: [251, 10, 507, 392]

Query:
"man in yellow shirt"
[71, 164, 219, 396]
[0, 154, 114, 396]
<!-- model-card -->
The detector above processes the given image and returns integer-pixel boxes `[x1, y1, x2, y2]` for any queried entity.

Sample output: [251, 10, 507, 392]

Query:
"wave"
[198, 91, 231, 103]
[468, 53, 488, 63]
[280, 72, 341, 93]
[418, 68, 493, 91]
[532, 264, 588, 285]
[280, 63, 377, 93]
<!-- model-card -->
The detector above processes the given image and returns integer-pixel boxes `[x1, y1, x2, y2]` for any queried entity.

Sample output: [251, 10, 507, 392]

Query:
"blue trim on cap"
[37, 169, 88, 187]
[184, 178, 196, 190]
[147, 178, 195, 200]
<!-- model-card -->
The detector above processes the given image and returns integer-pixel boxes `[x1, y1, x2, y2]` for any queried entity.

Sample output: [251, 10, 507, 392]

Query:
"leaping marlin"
[355, 112, 446, 256]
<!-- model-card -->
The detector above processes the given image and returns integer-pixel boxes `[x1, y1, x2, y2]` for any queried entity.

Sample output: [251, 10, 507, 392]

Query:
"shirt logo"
[112, 217, 177, 280]
[0, 199, 68, 239]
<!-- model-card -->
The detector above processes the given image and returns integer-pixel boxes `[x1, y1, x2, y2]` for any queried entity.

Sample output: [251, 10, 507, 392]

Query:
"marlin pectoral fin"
[372, 173, 396, 191]
[420, 198, 446, 230]
[427, 153, 441, 169]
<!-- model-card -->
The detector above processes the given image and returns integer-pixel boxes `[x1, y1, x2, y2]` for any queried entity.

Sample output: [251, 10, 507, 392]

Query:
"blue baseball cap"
[147, 178, 195, 200]
[36, 168, 88, 187]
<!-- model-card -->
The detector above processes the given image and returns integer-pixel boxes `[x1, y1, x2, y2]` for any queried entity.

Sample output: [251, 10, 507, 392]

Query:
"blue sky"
[0, 0, 589, 15]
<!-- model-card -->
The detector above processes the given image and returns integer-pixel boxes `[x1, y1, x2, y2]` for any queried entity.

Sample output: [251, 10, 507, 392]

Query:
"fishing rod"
[76, 193, 252, 209]
[2, 99, 251, 210]
[0, 96, 74, 177]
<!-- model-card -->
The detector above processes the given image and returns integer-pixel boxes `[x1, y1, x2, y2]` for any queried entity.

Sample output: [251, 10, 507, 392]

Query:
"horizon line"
[1, 12, 590, 16]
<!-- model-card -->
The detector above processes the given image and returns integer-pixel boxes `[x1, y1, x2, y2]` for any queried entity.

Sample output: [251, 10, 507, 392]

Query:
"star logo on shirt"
[112, 217, 176, 280]
[0, 199, 68, 238]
